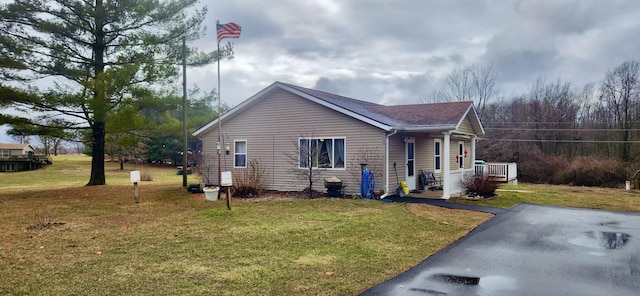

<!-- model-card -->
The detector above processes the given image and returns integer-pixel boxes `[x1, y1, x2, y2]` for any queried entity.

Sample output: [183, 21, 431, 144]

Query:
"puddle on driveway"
[568, 231, 630, 249]
[431, 273, 480, 285]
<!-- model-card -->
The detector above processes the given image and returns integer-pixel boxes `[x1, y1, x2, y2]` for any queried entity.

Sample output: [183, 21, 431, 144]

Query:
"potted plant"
[203, 186, 219, 201]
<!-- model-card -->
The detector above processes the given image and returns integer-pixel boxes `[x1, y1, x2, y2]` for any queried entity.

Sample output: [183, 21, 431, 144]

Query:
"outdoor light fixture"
[225, 144, 230, 155]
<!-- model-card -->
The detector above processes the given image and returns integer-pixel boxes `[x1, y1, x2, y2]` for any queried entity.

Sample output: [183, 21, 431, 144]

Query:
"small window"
[434, 140, 441, 171]
[458, 142, 464, 169]
[234, 141, 247, 168]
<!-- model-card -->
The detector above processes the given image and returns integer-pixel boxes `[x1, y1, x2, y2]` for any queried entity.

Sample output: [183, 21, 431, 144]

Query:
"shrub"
[552, 156, 625, 187]
[461, 174, 499, 198]
[232, 159, 265, 197]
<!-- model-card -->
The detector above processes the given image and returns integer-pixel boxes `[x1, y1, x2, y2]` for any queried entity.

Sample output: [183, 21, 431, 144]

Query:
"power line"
[485, 128, 640, 132]
[480, 138, 640, 143]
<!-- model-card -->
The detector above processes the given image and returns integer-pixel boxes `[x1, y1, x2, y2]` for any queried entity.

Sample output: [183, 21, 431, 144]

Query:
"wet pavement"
[383, 196, 506, 215]
[362, 203, 640, 295]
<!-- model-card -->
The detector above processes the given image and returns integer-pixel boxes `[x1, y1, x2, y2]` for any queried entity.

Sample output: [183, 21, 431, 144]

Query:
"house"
[193, 82, 485, 199]
[0, 143, 50, 172]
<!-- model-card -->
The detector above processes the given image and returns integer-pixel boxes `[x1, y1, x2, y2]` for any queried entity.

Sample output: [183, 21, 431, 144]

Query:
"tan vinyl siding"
[199, 89, 385, 195]
[457, 116, 475, 135]
[448, 138, 472, 170]
[387, 134, 405, 189]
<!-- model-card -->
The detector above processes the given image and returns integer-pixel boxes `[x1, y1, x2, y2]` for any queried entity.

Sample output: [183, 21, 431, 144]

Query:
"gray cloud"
[4, 0, 640, 143]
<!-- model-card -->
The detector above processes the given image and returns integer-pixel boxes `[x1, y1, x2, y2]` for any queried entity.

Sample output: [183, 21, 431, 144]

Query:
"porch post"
[442, 131, 451, 198]
[470, 135, 476, 167]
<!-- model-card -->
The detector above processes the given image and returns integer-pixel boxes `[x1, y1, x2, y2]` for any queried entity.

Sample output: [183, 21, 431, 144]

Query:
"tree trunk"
[87, 122, 106, 185]
[86, 0, 107, 185]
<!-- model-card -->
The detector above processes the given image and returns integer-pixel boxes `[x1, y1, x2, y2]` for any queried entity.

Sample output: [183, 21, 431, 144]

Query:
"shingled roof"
[280, 82, 476, 131]
[194, 82, 483, 136]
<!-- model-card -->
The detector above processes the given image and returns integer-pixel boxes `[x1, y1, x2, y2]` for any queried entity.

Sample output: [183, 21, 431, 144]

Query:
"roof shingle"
[281, 82, 472, 129]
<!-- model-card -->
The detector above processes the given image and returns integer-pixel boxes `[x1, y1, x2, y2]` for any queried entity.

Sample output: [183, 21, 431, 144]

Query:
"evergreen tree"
[0, 0, 231, 185]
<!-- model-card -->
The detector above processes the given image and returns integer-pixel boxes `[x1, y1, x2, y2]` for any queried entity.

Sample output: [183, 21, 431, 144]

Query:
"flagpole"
[182, 36, 188, 188]
[216, 20, 222, 194]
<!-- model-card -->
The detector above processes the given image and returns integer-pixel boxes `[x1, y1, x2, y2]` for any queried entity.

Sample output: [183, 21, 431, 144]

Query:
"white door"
[405, 140, 416, 190]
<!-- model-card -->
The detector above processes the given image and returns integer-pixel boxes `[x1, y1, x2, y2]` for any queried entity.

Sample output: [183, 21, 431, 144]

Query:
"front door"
[405, 140, 416, 190]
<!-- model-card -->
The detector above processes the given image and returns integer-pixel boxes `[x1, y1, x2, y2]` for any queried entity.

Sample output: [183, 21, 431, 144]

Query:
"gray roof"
[280, 82, 475, 130]
[194, 82, 483, 136]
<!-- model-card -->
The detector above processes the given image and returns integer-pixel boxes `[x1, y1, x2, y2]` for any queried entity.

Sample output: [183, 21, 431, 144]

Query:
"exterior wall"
[457, 116, 476, 135]
[386, 134, 405, 191]
[199, 89, 386, 195]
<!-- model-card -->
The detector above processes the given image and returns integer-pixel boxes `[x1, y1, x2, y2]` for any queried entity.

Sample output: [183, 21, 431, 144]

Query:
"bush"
[552, 156, 626, 187]
[461, 174, 499, 198]
[232, 159, 265, 197]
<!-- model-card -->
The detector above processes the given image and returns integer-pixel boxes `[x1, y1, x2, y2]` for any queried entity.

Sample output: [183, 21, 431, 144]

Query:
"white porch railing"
[474, 162, 518, 183]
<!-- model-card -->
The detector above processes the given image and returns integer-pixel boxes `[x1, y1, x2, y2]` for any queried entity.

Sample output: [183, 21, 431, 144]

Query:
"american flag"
[217, 22, 241, 44]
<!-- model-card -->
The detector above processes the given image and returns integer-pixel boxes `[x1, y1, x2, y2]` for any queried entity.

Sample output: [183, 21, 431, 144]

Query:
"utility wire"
[485, 128, 640, 132]
[480, 138, 640, 143]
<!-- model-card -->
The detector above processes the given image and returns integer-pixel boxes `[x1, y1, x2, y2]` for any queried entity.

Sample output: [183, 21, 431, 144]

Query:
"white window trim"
[234, 140, 247, 168]
[298, 137, 346, 170]
[434, 139, 442, 172]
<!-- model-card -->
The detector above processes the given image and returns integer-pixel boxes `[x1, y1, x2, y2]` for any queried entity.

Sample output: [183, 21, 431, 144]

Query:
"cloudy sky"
[2, 0, 640, 143]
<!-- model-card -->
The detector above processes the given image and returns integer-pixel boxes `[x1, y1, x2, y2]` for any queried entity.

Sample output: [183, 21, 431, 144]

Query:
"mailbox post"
[221, 171, 232, 210]
[130, 171, 141, 203]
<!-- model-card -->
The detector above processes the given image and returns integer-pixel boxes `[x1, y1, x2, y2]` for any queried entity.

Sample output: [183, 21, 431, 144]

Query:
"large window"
[299, 137, 345, 169]
[234, 140, 247, 168]
[434, 140, 441, 171]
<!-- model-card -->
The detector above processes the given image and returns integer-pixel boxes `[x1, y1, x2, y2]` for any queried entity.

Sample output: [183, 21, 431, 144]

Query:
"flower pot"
[203, 186, 220, 201]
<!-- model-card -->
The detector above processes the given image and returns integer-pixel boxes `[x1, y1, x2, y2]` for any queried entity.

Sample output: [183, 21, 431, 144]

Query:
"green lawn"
[451, 183, 640, 212]
[0, 157, 491, 295]
[3, 157, 639, 295]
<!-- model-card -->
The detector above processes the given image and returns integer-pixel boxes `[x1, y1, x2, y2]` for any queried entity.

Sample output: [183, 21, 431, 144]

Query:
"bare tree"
[423, 63, 498, 120]
[598, 60, 640, 162]
[285, 133, 327, 198]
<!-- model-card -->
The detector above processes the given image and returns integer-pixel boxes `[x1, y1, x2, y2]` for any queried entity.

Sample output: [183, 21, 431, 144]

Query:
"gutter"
[380, 129, 398, 199]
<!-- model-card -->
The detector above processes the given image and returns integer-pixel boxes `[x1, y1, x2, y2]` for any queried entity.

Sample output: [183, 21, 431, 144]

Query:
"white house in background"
[193, 82, 485, 199]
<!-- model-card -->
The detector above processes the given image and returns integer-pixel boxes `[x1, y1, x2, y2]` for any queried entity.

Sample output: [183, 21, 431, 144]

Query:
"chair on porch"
[419, 170, 442, 191]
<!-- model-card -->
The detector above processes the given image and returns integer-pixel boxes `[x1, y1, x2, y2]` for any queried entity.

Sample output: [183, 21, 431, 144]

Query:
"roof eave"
[394, 125, 457, 132]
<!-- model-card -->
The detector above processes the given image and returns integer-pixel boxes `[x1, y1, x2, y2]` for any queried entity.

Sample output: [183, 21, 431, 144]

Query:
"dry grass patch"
[0, 185, 488, 295]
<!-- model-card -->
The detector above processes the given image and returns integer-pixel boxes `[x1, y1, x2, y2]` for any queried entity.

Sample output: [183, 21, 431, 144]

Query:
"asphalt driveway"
[362, 203, 640, 295]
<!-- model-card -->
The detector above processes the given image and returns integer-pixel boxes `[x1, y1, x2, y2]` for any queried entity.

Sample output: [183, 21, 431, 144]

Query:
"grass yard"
[451, 183, 640, 212]
[0, 156, 491, 295]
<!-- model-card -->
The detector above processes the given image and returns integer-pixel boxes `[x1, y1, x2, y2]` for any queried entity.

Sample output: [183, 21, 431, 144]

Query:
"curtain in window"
[235, 141, 247, 167]
[311, 139, 319, 168]
[299, 139, 309, 167]
[325, 139, 333, 168]
[334, 138, 344, 168]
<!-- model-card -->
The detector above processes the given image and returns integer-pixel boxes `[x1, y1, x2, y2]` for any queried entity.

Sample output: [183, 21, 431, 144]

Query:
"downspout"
[380, 129, 398, 199]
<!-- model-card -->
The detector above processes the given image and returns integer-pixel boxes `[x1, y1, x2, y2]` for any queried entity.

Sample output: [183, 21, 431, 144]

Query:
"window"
[434, 140, 441, 171]
[299, 137, 345, 169]
[0, 150, 9, 157]
[458, 142, 464, 169]
[234, 140, 247, 168]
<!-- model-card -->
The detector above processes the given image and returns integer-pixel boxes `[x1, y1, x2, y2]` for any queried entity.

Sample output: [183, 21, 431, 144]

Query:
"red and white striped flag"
[217, 22, 241, 44]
